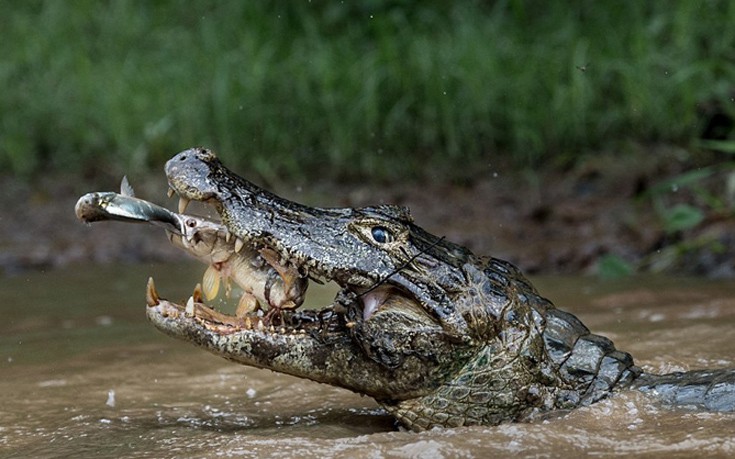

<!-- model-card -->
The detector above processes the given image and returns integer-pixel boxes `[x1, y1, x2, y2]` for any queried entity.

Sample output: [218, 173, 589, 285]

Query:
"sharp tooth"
[269, 325, 275, 333]
[185, 296, 195, 317]
[234, 238, 245, 253]
[192, 283, 203, 303]
[167, 188, 175, 198]
[257, 320, 265, 331]
[225, 230, 232, 243]
[280, 327, 286, 334]
[178, 197, 190, 214]
[245, 317, 252, 329]
[202, 265, 221, 300]
[146, 277, 160, 306]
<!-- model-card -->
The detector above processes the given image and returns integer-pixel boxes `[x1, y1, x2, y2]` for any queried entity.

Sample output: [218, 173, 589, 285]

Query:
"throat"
[360, 287, 392, 321]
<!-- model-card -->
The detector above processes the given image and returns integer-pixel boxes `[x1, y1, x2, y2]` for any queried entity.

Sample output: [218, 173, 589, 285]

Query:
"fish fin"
[202, 264, 221, 301]
[236, 293, 260, 318]
[120, 176, 135, 197]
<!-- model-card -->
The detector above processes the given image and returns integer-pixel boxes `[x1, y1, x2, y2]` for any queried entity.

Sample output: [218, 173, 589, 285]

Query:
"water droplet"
[106, 389, 116, 407]
[96, 315, 113, 326]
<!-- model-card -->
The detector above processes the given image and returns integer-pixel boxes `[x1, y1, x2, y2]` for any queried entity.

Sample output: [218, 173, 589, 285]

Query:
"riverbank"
[2, 149, 733, 278]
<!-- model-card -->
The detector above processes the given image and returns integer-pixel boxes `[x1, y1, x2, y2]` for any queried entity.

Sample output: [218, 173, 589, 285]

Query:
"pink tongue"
[361, 289, 389, 321]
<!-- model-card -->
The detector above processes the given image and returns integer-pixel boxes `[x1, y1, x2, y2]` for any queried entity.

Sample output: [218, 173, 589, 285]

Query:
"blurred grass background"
[2, 0, 734, 182]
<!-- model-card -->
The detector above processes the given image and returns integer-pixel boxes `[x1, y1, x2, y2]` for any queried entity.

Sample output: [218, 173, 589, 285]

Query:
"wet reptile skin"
[147, 147, 734, 431]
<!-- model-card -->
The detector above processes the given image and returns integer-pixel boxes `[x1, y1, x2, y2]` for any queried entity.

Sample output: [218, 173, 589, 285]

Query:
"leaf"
[646, 167, 714, 197]
[662, 204, 705, 233]
[597, 254, 634, 279]
[695, 139, 735, 155]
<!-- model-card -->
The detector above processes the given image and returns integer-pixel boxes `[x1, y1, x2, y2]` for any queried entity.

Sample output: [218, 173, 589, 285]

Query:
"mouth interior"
[147, 193, 393, 336]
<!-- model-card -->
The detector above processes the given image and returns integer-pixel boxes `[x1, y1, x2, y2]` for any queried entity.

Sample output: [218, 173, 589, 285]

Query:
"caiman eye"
[370, 226, 393, 244]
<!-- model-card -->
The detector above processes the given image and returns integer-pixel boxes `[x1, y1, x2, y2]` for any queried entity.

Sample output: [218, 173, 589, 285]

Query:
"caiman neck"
[382, 257, 641, 429]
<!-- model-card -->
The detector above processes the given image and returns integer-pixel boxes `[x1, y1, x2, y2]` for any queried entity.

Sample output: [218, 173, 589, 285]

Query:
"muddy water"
[1, 264, 734, 458]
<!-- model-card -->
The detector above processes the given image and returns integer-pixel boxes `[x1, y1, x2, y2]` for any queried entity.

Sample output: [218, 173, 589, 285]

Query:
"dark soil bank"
[2, 152, 734, 278]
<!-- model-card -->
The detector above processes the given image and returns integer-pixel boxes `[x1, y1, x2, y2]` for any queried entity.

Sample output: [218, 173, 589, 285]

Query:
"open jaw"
[146, 198, 358, 340]
[146, 200, 411, 337]
[145, 231, 358, 341]
[143, 192, 435, 395]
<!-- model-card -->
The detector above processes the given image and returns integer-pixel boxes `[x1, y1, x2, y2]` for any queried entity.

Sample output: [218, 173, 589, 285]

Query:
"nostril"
[179, 155, 187, 161]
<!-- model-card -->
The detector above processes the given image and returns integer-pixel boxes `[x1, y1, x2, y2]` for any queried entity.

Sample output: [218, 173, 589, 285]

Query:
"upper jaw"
[169, 187, 444, 322]
[166, 177, 377, 290]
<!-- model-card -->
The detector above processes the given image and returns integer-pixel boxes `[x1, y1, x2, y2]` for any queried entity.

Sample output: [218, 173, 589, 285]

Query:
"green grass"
[2, 1, 735, 181]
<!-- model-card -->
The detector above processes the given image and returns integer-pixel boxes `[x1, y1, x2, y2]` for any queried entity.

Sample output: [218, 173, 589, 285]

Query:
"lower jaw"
[145, 276, 352, 337]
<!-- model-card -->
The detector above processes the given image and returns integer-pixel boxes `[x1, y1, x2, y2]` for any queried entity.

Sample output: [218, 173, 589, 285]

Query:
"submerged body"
[79, 148, 735, 431]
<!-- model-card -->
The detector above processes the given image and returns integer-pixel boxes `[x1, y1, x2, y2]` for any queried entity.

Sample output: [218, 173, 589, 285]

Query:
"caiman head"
[149, 147, 635, 430]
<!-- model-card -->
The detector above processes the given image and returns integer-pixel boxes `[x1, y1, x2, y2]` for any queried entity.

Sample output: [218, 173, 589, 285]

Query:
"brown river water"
[1, 262, 734, 458]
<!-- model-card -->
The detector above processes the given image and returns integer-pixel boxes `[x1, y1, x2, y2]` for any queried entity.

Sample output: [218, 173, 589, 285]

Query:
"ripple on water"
[1, 268, 734, 458]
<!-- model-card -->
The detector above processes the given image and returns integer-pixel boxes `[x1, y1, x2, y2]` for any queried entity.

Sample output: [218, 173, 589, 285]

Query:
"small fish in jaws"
[171, 213, 308, 319]
[75, 178, 308, 322]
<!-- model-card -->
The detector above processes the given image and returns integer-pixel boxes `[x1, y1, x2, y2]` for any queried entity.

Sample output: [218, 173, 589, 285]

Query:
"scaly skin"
[138, 147, 734, 430]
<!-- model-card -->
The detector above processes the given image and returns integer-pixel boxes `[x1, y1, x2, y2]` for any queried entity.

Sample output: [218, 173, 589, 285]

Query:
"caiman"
[79, 148, 735, 431]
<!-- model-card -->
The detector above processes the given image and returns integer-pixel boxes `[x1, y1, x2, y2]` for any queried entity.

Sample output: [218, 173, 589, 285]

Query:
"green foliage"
[661, 204, 705, 233]
[597, 254, 635, 280]
[2, 1, 735, 179]
[696, 140, 735, 156]
[642, 237, 726, 273]
[639, 139, 735, 272]
[647, 152, 735, 236]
